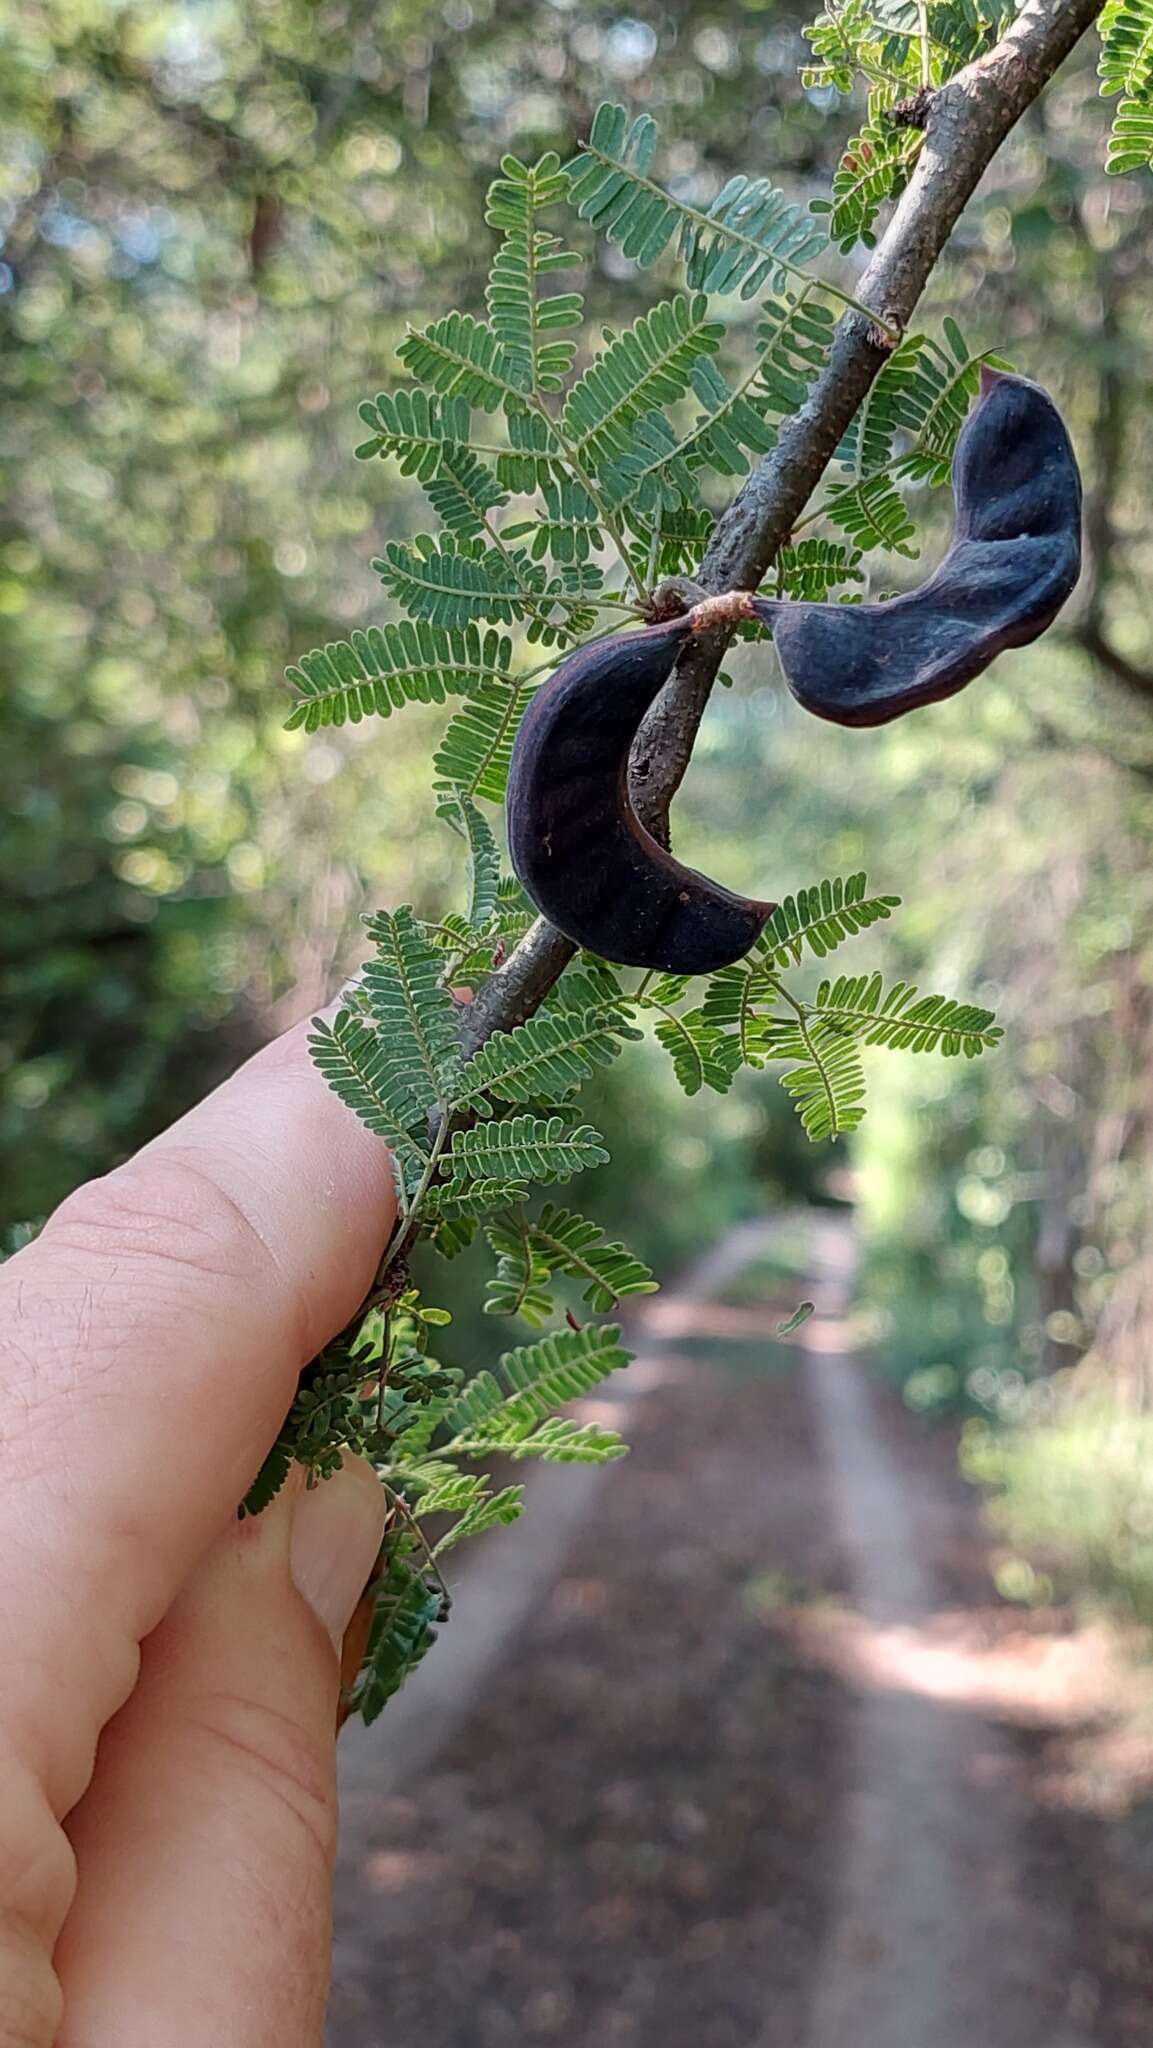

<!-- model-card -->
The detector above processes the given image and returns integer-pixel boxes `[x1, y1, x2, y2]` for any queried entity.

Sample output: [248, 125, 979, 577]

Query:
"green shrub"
[964, 1397, 1153, 1621]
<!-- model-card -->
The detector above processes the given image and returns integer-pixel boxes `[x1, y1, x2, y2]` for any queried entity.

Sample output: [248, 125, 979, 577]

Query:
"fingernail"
[289, 1455, 387, 1647]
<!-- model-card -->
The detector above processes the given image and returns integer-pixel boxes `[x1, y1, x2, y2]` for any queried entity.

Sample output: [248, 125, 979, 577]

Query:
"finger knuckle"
[0, 1761, 73, 2047]
[43, 1158, 280, 1295]
[190, 1689, 336, 1874]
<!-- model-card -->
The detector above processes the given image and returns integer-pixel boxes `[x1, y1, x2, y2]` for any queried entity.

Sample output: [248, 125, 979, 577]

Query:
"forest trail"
[796, 1215, 1092, 2048]
[330, 1212, 1123, 2048]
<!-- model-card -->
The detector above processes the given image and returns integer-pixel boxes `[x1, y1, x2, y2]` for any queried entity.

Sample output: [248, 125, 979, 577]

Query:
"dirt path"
[797, 1216, 1093, 2048]
[328, 1211, 1140, 2047]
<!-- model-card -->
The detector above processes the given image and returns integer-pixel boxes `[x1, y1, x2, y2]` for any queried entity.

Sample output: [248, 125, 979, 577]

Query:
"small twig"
[889, 87, 936, 130]
[916, 1, 932, 90]
[376, 1310, 392, 1433]
[1078, 621, 1153, 700]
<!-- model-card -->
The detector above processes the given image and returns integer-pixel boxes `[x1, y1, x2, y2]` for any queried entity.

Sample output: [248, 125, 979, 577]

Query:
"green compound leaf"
[436, 790, 501, 928]
[560, 293, 726, 472]
[495, 1416, 628, 1462]
[344, 1554, 444, 1727]
[807, 324, 1008, 559]
[484, 152, 583, 395]
[838, 331, 945, 473]
[823, 468, 918, 556]
[803, 0, 885, 92]
[700, 962, 781, 1067]
[756, 873, 902, 968]
[484, 1213, 556, 1325]
[421, 444, 509, 539]
[760, 1016, 868, 1141]
[832, 327, 1004, 503]
[601, 292, 834, 516]
[652, 1006, 744, 1096]
[240, 1437, 294, 1517]
[754, 292, 837, 417]
[434, 674, 537, 803]
[459, 1007, 636, 1110]
[546, 958, 630, 1014]
[1104, 97, 1153, 171]
[496, 407, 567, 490]
[355, 388, 472, 473]
[443, 1322, 631, 1442]
[599, 390, 771, 516]
[1099, 0, 1153, 99]
[637, 505, 716, 579]
[308, 1008, 434, 1161]
[530, 1203, 656, 1310]
[565, 102, 827, 294]
[360, 906, 462, 1116]
[425, 1176, 532, 1220]
[373, 534, 537, 628]
[283, 621, 511, 733]
[518, 476, 605, 564]
[408, 1469, 490, 1519]
[772, 539, 865, 602]
[810, 87, 922, 253]
[397, 309, 528, 413]
[484, 1203, 655, 1322]
[812, 973, 1002, 1055]
[802, 0, 1010, 91]
[432, 1483, 525, 1556]
[442, 1114, 610, 1191]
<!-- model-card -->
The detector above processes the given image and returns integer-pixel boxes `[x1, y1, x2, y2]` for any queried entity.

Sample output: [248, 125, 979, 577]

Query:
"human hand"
[0, 1018, 396, 2045]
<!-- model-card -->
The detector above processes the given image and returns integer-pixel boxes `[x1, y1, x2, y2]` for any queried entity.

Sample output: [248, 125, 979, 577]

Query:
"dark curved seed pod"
[506, 602, 774, 973]
[752, 368, 1082, 727]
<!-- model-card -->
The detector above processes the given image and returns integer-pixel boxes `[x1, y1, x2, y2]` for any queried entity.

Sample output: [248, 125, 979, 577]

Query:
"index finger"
[0, 1015, 394, 1822]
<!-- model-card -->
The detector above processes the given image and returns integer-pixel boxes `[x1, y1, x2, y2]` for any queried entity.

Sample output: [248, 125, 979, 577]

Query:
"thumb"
[53, 1459, 386, 2047]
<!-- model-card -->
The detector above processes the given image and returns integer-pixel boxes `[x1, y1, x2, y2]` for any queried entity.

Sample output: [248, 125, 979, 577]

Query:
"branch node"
[866, 309, 905, 354]
[646, 575, 707, 623]
[690, 589, 757, 634]
[888, 88, 936, 130]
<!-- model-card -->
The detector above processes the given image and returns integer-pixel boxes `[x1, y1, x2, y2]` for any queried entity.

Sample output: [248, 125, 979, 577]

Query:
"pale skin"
[0, 1016, 396, 2045]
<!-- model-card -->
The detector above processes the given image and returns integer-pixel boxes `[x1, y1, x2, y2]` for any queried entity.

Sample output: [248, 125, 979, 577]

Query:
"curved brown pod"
[506, 597, 773, 973]
[753, 368, 1082, 726]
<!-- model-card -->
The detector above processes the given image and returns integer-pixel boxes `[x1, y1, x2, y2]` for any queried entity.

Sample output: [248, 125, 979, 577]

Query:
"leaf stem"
[376, 1309, 393, 1433]
[773, 980, 839, 1135]
[917, 0, 932, 88]
[380, 1481, 453, 1610]
[390, 1115, 452, 1264]
[529, 395, 651, 603]
[518, 614, 645, 685]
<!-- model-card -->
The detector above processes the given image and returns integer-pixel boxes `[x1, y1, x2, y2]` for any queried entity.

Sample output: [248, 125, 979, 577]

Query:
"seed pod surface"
[506, 615, 772, 973]
[754, 369, 1082, 726]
